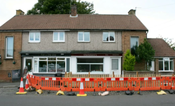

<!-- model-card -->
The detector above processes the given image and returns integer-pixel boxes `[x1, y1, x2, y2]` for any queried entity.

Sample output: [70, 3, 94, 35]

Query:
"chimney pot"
[70, 5, 78, 17]
[16, 9, 24, 15]
[128, 9, 136, 15]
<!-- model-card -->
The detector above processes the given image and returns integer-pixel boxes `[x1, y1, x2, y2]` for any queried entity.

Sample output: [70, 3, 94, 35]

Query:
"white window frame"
[111, 58, 119, 70]
[102, 32, 115, 42]
[5, 36, 14, 59]
[53, 32, 65, 42]
[78, 32, 90, 42]
[29, 32, 40, 42]
[32, 57, 70, 73]
[77, 58, 104, 73]
[158, 57, 174, 72]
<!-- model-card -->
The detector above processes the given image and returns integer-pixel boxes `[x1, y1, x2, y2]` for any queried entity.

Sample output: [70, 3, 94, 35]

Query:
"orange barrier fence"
[27, 75, 175, 91]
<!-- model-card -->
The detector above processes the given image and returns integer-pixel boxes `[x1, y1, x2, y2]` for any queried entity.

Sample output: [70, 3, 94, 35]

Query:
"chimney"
[16, 9, 24, 15]
[70, 5, 78, 17]
[128, 9, 136, 15]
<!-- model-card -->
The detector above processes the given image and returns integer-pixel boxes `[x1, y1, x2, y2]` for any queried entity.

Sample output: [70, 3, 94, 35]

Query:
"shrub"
[123, 50, 136, 71]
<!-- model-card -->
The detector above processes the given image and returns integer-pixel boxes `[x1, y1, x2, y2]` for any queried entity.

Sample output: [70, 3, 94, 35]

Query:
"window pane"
[91, 65, 103, 72]
[159, 58, 163, 61]
[30, 33, 34, 41]
[57, 58, 65, 60]
[66, 58, 70, 72]
[53, 32, 58, 41]
[84, 32, 90, 41]
[112, 59, 118, 70]
[165, 61, 169, 70]
[77, 64, 89, 72]
[35, 33, 40, 41]
[170, 61, 173, 70]
[34, 58, 38, 72]
[77, 58, 103, 63]
[109, 32, 115, 41]
[103, 32, 108, 41]
[39, 61, 47, 72]
[6, 37, 14, 58]
[159, 61, 163, 70]
[59, 32, 64, 41]
[57, 61, 65, 72]
[130, 37, 139, 49]
[39, 58, 47, 60]
[48, 61, 56, 72]
[48, 58, 56, 60]
[78, 32, 83, 41]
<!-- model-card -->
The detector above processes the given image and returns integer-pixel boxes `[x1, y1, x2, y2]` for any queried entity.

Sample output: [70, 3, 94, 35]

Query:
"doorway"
[24, 57, 33, 72]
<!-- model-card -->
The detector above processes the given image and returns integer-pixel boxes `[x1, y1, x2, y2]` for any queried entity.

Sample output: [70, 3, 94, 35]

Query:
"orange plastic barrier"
[105, 77, 132, 91]
[172, 77, 175, 90]
[139, 77, 161, 91]
[161, 77, 174, 90]
[27, 75, 175, 92]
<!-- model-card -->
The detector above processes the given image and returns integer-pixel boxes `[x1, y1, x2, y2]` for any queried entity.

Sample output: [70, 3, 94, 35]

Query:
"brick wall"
[0, 32, 22, 82]
[122, 31, 147, 70]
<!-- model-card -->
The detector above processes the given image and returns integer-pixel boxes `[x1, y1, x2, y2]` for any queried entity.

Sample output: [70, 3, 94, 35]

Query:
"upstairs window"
[78, 32, 90, 42]
[29, 32, 40, 42]
[103, 32, 115, 42]
[53, 32, 65, 42]
[130, 36, 139, 55]
[6, 37, 14, 59]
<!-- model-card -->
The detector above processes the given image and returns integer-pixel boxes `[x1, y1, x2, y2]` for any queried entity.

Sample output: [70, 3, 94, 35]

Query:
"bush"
[123, 50, 136, 71]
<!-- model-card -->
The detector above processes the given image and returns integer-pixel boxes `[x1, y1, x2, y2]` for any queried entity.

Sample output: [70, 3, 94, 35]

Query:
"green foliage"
[123, 50, 136, 71]
[27, 0, 95, 15]
[136, 38, 155, 63]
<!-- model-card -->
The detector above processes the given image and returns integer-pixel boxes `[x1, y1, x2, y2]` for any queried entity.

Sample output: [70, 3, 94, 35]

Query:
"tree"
[27, 0, 95, 15]
[123, 50, 136, 71]
[136, 38, 155, 70]
[163, 38, 175, 51]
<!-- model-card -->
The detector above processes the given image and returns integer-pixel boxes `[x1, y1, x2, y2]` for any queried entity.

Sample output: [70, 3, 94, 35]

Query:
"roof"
[147, 38, 175, 57]
[0, 14, 148, 31]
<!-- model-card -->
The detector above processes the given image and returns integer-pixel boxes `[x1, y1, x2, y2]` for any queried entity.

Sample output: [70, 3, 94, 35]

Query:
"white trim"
[102, 32, 115, 42]
[53, 32, 65, 42]
[158, 57, 174, 72]
[78, 32, 90, 42]
[5, 37, 14, 59]
[29, 32, 40, 43]
[32, 56, 70, 73]
[23, 57, 33, 70]
[70, 14, 78, 18]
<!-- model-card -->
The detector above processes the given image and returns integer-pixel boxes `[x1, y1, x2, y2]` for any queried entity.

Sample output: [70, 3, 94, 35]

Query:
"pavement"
[0, 82, 19, 88]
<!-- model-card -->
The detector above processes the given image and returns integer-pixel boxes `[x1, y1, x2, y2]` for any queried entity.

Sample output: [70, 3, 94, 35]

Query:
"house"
[0, 6, 151, 81]
[148, 38, 175, 75]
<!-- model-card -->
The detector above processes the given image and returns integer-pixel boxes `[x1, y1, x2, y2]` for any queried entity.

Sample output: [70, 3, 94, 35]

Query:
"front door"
[24, 58, 33, 72]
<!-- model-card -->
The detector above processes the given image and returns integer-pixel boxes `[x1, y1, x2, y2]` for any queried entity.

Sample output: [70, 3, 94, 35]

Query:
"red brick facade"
[122, 31, 147, 70]
[0, 32, 22, 82]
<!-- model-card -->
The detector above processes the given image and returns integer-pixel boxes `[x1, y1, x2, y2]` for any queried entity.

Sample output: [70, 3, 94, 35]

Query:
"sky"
[0, 0, 175, 40]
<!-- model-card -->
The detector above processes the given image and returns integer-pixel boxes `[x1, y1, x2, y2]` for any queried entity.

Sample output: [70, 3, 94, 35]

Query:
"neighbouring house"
[2, 6, 167, 81]
[148, 38, 175, 75]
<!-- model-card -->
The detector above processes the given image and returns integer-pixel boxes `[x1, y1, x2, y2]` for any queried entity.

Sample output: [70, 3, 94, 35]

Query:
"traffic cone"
[16, 77, 27, 94]
[25, 76, 29, 90]
[77, 78, 87, 96]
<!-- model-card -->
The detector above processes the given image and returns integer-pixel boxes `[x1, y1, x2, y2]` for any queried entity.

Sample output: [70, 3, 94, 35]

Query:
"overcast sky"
[0, 0, 175, 40]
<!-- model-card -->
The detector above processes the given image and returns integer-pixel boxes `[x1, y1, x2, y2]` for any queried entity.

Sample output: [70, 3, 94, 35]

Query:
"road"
[0, 93, 175, 106]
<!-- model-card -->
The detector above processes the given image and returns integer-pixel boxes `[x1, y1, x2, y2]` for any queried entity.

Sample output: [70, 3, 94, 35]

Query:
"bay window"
[33, 57, 70, 73]
[159, 58, 174, 71]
